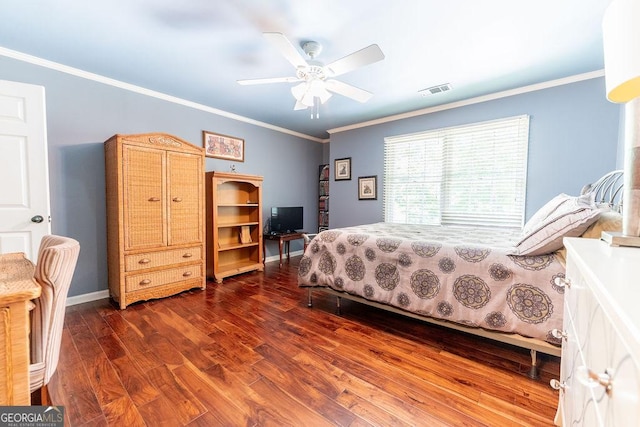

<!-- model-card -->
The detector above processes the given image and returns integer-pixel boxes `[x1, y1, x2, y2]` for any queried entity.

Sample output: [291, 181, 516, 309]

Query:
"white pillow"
[517, 193, 601, 256]
[522, 194, 570, 235]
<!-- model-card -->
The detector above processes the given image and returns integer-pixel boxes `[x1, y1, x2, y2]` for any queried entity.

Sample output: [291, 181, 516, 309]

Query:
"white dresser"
[553, 238, 640, 426]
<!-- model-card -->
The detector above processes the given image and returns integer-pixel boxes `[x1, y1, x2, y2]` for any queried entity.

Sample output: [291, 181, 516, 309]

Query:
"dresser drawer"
[125, 246, 202, 272]
[125, 264, 203, 292]
[557, 239, 640, 427]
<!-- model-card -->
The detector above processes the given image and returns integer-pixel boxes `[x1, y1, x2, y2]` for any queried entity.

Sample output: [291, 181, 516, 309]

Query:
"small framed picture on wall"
[334, 157, 351, 181]
[358, 176, 377, 200]
[202, 130, 245, 162]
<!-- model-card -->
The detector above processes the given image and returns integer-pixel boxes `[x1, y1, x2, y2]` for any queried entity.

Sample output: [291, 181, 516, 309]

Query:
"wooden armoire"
[104, 133, 205, 309]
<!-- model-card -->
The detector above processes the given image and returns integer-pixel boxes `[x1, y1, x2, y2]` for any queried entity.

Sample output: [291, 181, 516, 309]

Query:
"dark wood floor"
[50, 256, 561, 426]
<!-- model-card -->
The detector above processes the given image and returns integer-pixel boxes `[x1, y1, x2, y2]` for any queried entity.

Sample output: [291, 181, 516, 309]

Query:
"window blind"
[383, 115, 529, 228]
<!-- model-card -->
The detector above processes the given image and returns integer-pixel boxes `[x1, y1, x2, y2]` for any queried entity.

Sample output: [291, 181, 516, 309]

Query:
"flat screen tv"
[270, 206, 303, 233]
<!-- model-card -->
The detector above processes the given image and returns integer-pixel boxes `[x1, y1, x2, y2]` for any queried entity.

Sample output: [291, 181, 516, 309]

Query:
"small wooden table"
[0, 252, 41, 406]
[263, 232, 307, 267]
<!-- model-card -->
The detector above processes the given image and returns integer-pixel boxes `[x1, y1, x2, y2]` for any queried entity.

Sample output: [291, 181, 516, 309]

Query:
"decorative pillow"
[555, 210, 622, 265]
[522, 192, 594, 235]
[581, 210, 622, 239]
[516, 193, 602, 256]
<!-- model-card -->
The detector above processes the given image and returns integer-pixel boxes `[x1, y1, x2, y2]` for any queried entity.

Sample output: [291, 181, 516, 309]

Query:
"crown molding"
[327, 70, 606, 135]
[0, 46, 324, 143]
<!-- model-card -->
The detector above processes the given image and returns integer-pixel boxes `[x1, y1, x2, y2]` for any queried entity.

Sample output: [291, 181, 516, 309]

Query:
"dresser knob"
[172, 197, 182, 202]
[551, 328, 568, 341]
[577, 366, 614, 396]
[183, 271, 192, 277]
[140, 279, 152, 285]
[553, 277, 571, 289]
[550, 379, 565, 391]
[139, 258, 151, 264]
[182, 253, 193, 258]
[148, 197, 161, 202]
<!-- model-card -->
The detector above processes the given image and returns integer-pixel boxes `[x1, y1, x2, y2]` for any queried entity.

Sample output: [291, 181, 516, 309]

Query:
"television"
[270, 206, 303, 233]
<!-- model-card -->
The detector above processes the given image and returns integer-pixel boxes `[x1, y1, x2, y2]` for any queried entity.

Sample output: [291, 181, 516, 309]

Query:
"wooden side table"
[263, 232, 306, 267]
[0, 252, 41, 406]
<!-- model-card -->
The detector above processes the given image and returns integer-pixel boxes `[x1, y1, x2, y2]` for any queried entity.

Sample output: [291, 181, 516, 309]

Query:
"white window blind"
[384, 115, 529, 228]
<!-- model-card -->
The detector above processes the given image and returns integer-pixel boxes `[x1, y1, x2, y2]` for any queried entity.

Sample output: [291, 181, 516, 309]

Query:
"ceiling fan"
[237, 32, 385, 118]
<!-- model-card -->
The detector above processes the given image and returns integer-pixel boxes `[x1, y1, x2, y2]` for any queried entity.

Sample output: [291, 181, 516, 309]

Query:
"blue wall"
[0, 55, 323, 298]
[328, 77, 621, 228]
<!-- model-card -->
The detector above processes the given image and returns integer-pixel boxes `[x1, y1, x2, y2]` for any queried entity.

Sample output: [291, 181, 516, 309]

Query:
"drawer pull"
[551, 328, 568, 341]
[182, 271, 193, 277]
[148, 197, 161, 202]
[139, 258, 151, 264]
[139, 279, 152, 285]
[553, 277, 571, 289]
[577, 366, 614, 396]
[550, 379, 565, 391]
[182, 253, 193, 258]
[172, 197, 182, 202]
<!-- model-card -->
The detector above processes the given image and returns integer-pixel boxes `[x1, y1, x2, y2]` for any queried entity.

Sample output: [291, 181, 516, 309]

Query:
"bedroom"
[0, 0, 636, 425]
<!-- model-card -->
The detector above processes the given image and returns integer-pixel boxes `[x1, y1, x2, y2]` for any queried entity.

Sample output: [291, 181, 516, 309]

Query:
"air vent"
[419, 83, 453, 97]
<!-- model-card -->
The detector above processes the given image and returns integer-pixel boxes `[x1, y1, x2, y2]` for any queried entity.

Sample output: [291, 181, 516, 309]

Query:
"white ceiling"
[0, 0, 611, 140]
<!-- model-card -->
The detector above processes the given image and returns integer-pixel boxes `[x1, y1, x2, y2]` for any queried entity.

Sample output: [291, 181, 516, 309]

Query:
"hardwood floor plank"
[252, 343, 357, 426]
[110, 354, 160, 406]
[336, 388, 429, 427]
[299, 342, 489, 427]
[172, 361, 251, 426]
[101, 395, 146, 427]
[136, 395, 186, 426]
[249, 376, 336, 426]
[102, 312, 163, 373]
[202, 363, 307, 425]
[50, 257, 560, 426]
[145, 364, 206, 424]
[292, 350, 457, 427]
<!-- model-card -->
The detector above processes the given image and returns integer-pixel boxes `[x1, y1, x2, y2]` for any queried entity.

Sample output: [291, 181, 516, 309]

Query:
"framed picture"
[334, 157, 351, 181]
[202, 131, 244, 162]
[358, 175, 377, 200]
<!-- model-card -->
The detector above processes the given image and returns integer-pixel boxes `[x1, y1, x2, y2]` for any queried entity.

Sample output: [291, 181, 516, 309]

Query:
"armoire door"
[167, 151, 203, 245]
[123, 144, 167, 250]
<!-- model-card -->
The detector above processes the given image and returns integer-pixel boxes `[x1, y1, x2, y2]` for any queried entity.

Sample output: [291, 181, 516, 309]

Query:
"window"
[383, 115, 529, 228]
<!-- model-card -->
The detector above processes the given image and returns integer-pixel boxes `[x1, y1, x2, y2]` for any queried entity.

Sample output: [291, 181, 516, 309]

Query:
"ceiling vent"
[419, 83, 453, 97]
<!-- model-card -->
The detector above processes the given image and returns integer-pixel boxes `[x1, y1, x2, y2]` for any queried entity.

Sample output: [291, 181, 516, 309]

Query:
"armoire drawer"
[124, 246, 202, 272]
[125, 264, 203, 292]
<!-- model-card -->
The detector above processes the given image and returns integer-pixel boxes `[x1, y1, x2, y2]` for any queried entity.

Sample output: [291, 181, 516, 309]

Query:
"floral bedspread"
[298, 222, 565, 344]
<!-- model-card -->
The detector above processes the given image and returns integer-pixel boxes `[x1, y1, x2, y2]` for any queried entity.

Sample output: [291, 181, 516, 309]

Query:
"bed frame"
[305, 170, 624, 380]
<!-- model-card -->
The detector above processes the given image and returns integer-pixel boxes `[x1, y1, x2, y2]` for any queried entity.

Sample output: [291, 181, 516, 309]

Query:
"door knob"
[31, 215, 44, 223]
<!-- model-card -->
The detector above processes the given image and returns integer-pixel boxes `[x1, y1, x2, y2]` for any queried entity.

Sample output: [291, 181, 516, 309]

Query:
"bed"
[298, 171, 623, 379]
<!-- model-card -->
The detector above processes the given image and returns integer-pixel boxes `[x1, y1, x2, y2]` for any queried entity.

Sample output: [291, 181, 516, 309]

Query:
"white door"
[0, 80, 51, 261]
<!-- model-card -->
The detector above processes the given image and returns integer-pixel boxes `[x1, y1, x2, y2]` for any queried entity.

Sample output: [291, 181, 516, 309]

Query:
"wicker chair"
[29, 235, 80, 405]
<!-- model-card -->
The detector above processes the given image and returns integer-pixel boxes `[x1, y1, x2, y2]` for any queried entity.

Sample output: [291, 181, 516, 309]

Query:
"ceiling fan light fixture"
[309, 80, 332, 104]
[291, 82, 307, 100]
[245, 33, 384, 117]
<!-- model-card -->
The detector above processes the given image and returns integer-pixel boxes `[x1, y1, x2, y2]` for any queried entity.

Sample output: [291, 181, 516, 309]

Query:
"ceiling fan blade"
[325, 44, 385, 77]
[237, 76, 299, 85]
[325, 79, 373, 103]
[264, 32, 308, 69]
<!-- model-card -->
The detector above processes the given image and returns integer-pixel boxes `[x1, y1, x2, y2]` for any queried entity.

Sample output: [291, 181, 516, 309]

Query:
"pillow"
[516, 193, 602, 256]
[522, 192, 594, 235]
[522, 193, 570, 235]
[581, 210, 622, 239]
[555, 210, 622, 266]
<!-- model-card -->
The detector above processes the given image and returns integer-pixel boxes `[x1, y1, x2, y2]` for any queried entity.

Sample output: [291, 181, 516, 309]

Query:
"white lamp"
[601, 0, 640, 246]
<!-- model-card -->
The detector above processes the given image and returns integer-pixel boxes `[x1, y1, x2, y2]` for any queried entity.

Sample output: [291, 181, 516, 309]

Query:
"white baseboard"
[66, 290, 110, 306]
[263, 250, 303, 264]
